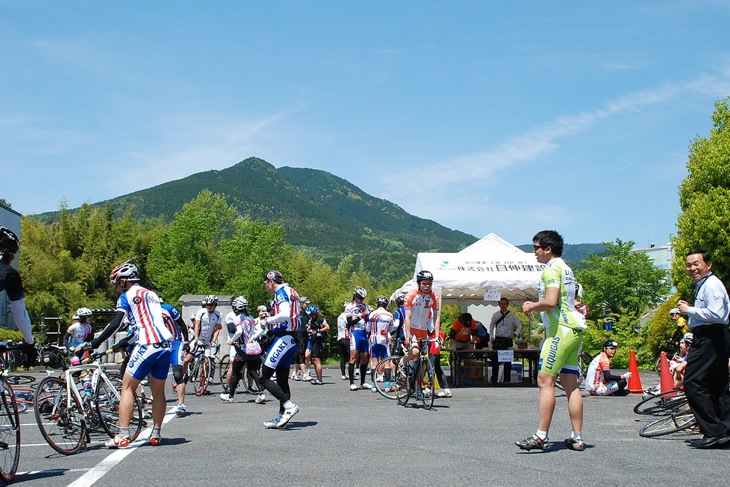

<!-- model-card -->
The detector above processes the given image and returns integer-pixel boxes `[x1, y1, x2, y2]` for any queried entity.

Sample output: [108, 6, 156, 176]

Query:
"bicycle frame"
[54, 361, 121, 430]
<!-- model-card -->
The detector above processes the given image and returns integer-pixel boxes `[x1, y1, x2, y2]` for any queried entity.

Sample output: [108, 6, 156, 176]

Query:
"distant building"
[0, 205, 22, 330]
[631, 242, 675, 295]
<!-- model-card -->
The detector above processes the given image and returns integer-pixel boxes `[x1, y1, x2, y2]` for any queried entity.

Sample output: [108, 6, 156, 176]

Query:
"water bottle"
[83, 377, 93, 396]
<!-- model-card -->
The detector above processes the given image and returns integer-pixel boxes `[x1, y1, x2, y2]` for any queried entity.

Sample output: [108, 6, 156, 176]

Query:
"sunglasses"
[606, 346, 617, 350]
[533, 244, 545, 251]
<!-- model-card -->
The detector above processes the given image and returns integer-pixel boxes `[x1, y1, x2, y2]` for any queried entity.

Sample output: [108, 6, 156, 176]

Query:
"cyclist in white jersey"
[260, 270, 301, 429]
[346, 286, 371, 391]
[336, 305, 349, 380]
[64, 307, 93, 364]
[183, 295, 221, 396]
[366, 296, 395, 391]
[79, 261, 173, 448]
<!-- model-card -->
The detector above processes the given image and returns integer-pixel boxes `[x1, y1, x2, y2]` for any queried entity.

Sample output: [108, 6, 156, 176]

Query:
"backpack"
[476, 321, 490, 343]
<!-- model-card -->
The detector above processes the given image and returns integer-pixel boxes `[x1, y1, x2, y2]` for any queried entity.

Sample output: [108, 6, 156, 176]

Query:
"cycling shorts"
[126, 342, 172, 381]
[171, 340, 184, 367]
[538, 325, 583, 378]
[370, 343, 389, 361]
[349, 330, 369, 353]
[308, 340, 323, 358]
[588, 381, 620, 396]
[263, 335, 298, 370]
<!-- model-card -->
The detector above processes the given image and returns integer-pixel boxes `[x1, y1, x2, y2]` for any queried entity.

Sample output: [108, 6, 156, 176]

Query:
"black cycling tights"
[260, 365, 291, 412]
[229, 358, 263, 396]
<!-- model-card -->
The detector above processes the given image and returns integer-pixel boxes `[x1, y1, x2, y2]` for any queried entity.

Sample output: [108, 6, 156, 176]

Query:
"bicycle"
[639, 411, 696, 437]
[373, 355, 403, 400]
[186, 343, 213, 395]
[34, 347, 144, 455]
[633, 388, 688, 416]
[396, 338, 435, 410]
[0, 341, 26, 482]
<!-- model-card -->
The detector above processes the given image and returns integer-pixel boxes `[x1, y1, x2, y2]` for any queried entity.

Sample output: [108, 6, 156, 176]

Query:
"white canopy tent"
[392, 233, 544, 305]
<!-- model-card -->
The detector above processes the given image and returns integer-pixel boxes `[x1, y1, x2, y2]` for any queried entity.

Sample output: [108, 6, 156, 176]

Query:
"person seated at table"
[585, 339, 631, 396]
[448, 313, 478, 350]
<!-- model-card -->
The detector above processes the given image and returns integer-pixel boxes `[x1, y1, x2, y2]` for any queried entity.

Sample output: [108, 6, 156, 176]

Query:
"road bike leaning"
[0, 341, 27, 482]
[34, 346, 144, 455]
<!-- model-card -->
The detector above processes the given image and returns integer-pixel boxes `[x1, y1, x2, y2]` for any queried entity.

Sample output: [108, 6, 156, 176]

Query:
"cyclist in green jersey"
[517, 230, 587, 452]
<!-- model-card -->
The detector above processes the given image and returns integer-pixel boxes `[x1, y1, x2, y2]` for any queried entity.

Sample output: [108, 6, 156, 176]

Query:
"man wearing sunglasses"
[585, 339, 631, 396]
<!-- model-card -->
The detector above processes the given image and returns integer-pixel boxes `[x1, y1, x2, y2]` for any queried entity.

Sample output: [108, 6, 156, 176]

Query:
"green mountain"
[38, 157, 476, 283]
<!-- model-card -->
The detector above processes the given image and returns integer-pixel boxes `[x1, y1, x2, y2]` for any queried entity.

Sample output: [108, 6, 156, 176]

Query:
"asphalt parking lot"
[9, 368, 728, 486]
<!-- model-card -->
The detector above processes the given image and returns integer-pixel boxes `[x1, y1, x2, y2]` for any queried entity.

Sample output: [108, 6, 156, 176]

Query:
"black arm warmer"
[177, 316, 189, 342]
[91, 311, 126, 349]
[602, 369, 623, 383]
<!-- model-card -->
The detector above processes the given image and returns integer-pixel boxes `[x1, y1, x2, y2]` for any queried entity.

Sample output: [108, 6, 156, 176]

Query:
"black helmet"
[603, 339, 618, 349]
[0, 227, 19, 255]
[416, 270, 434, 283]
[264, 270, 284, 284]
[376, 295, 388, 308]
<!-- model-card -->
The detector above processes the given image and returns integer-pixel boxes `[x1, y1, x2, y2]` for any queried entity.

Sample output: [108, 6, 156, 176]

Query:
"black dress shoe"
[690, 436, 729, 448]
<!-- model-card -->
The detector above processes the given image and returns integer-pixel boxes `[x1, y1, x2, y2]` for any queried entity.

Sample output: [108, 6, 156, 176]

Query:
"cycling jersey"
[161, 303, 184, 342]
[538, 257, 587, 335]
[195, 307, 222, 345]
[116, 284, 172, 346]
[229, 313, 260, 357]
[0, 262, 33, 343]
[393, 306, 406, 341]
[268, 284, 300, 335]
[585, 353, 611, 393]
[345, 302, 368, 332]
[67, 322, 92, 348]
[367, 308, 395, 346]
[404, 288, 439, 332]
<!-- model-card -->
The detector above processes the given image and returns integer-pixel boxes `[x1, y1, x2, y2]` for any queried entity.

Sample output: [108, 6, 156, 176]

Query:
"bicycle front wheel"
[219, 354, 230, 389]
[418, 357, 435, 410]
[373, 357, 401, 400]
[34, 377, 85, 455]
[633, 390, 687, 416]
[396, 361, 412, 406]
[95, 376, 143, 441]
[198, 356, 212, 392]
[639, 412, 696, 437]
[0, 379, 21, 482]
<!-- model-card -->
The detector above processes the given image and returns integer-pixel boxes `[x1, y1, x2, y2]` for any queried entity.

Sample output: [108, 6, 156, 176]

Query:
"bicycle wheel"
[639, 412, 696, 437]
[633, 389, 687, 416]
[5, 375, 35, 386]
[95, 375, 143, 441]
[374, 357, 401, 400]
[0, 379, 20, 482]
[396, 361, 412, 406]
[198, 356, 212, 391]
[34, 376, 85, 455]
[419, 357, 435, 410]
[219, 354, 230, 388]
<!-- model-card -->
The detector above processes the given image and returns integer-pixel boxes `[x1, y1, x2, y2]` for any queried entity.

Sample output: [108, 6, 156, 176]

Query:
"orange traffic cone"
[628, 350, 643, 393]
[659, 351, 677, 396]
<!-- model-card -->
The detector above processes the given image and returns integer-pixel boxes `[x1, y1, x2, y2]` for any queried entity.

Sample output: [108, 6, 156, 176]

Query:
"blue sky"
[2, 1, 729, 247]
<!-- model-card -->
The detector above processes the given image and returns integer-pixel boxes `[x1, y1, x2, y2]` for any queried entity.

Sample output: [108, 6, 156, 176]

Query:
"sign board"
[484, 288, 502, 302]
[498, 349, 514, 363]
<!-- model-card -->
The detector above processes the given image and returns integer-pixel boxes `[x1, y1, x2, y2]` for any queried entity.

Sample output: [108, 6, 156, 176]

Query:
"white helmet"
[231, 296, 249, 313]
[76, 307, 93, 317]
[354, 286, 368, 299]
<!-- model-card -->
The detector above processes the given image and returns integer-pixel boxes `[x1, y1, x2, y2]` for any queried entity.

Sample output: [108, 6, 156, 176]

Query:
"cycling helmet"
[682, 332, 693, 344]
[0, 227, 20, 255]
[256, 305, 267, 313]
[264, 270, 284, 284]
[353, 286, 368, 299]
[395, 293, 406, 306]
[203, 295, 218, 306]
[76, 307, 93, 317]
[306, 304, 319, 315]
[231, 296, 249, 313]
[603, 339, 618, 349]
[300, 296, 311, 305]
[376, 295, 388, 308]
[669, 308, 680, 315]
[72, 314, 80, 321]
[109, 260, 140, 284]
[416, 270, 434, 283]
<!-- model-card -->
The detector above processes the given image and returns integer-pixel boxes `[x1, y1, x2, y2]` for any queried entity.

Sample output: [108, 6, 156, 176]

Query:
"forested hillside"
[37, 157, 475, 282]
